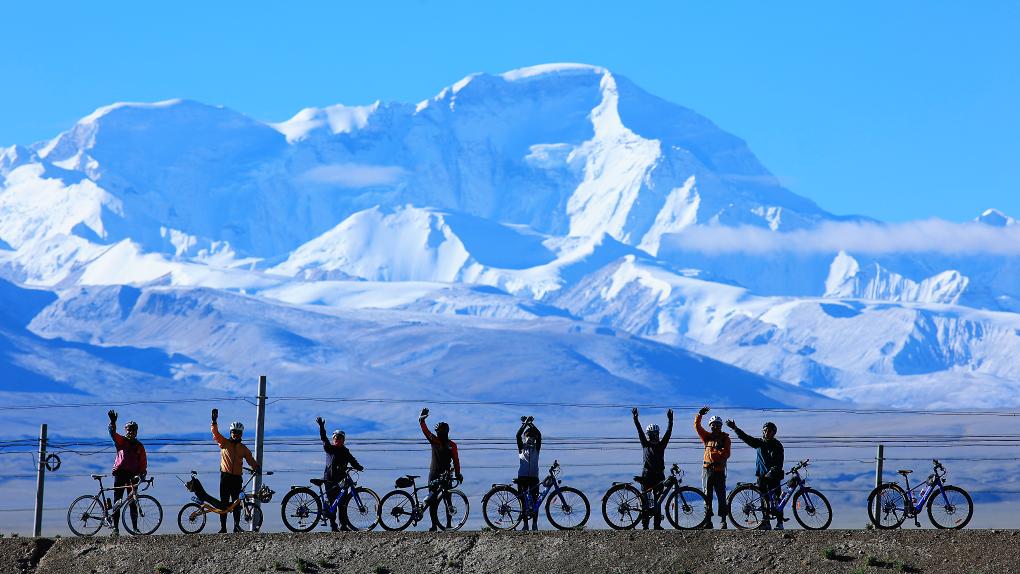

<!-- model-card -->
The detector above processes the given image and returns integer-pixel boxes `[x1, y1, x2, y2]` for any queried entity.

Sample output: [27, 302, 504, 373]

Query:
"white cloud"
[299, 163, 406, 188]
[662, 219, 1020, 255]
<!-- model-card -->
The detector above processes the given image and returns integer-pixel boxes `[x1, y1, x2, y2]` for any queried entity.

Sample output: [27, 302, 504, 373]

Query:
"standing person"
[632, 407, 673, 530]
[515, 416, 542, 531]
[315, 416, 364, 531]
[211, 408, 259, 533]
[726, 418, 785, 530]
[106, 410, 147, 537]
[695, 406, 731, 529]
[419, 407, 463, 532]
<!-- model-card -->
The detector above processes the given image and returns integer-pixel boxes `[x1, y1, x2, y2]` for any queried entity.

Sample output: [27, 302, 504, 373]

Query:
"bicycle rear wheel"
[343, 487, 381, 531]
[867, 484, 908, 529]
[482, 486, 523, 530]
[177, 503, 207, 534]
[67, 495, 106, 537]
[546, 486, 590, 530]
[927, 485, 973, 529]
[601, 483, 642, 530]
[727, 483, 767, 530]
[280, 487, 322, 533]
[665, 486, 710, 529]
[437, 489, 469, 531]
[121, 494, 163, 535]
[378, 490, 415, 531]
[792, 488, 832, 530]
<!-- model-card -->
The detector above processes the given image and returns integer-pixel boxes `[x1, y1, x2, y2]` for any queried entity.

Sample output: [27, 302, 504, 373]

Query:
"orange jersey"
[694, 413, 731, 472]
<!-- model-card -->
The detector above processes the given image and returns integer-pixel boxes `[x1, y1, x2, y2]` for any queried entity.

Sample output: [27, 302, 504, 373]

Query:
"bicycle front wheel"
[867, 484, 908, 529]
[177, 503, 207, 534]
[482, 486, 523, 530]
[601, 484, 642, 530]
[546, 486, 590, 530]
[280, 487, 322, 533]
[378, 490, 415, 531]
[121, 494, 163, 535]
[343, 487, 381, 531]
[927, 485, 973, 530]
[727, 483, 767, 530]
[437, 489, 469, 531]
[242, 503, 264, 532]
[792, 487, 832, 530]
[67, 495, 106, 537]
[665, 486, 710, 530]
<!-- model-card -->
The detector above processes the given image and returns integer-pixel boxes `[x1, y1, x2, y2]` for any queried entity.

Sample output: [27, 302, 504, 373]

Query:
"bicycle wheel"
[727, 483, 767, 530]
[378, 490, 415, 531]
[242, 503, 264, 532]
[437, 489, 469, 531]
[482, 486, 523, 530]
[280, 487, 322, 533]
[177, 503, 207, 534]
[121, 494, 163, 535]
[601, 483, 643, 530]
[927, 485, 973, 530]
[546, 486, 590, 530]
[867, 484, 908, 529]
[343, 487, 381, 531]
[792, 487, 832, 530]
[67, 495, 106, 537]
[665, 486, 710, 529]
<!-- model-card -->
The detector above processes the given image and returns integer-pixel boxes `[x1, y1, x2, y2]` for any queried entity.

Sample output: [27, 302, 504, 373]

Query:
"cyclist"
[315, 416, 364, 531]
[515, 415, 542, 531]
[695, 406, 731, 529]
[419, 407, 463, 531]
[632, 407, 673, 530]
[726, 418, 785, 530]
[211, 408, 259, 533]
[106, 410, 147, 537]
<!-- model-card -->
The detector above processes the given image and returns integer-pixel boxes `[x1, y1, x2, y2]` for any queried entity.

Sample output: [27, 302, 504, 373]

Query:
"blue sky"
[2, 1, 1017, 222]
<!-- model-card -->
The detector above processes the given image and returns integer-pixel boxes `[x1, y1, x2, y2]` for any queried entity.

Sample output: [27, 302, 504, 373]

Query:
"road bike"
[867, 459, 973, 529]
[727, 459, 832, 530]
[481, 460, 590, 530]
[177, 467, 275, 533]
[378, 471, 469, 531]
[602, 463, 710, 529]
[280, 468, 381, 532]
[67, 474, 163, 536]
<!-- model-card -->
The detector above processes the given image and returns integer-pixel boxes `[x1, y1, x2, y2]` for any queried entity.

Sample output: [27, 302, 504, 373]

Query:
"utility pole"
[873, 443, 885, 526]
[33, 424, 47, 537]
[251, 376, 267, 531]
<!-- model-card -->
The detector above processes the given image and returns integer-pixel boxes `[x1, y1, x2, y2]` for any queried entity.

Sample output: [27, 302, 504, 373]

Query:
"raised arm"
[419, 418, 436, 444]
[730, 422, 762, 449]
[532, 425, 542, 453]
[661, 409, 674, 445]
[316, 417, 331, 452]
[694, 407, 710, 442]
[632, 408, 648, 446]
[211, 408, 228, 447]
[516, 421, 526, 451]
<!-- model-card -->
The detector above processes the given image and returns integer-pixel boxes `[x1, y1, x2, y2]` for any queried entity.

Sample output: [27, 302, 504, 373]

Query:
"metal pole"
[872, 443, 885, 526]
[33, 424, 47, 537]
[251, 375, 267, 531]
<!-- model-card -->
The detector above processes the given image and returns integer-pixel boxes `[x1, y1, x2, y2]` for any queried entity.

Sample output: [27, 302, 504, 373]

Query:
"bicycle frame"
[768, 466, 809, 514]
[95, 476, 150, 523]
[901, 470, 949, 515]
[402, 472, 457, 525]
[189, 471, 259, 516]
[320, 472, 369, 518]
[521, 464, 568, 517]
[632, 464, 684, 517]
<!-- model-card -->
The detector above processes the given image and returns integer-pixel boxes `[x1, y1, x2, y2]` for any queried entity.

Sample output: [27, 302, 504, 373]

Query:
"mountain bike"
[602, 463, 710, 529]
[378, 471, 469, 531]
[176, 467, 275, 533]
[727, 459, 832, 530]
[867, 459, 973, 529]
[67, 474, 163, 536]
[280, 468, 381, 532]
[481, 460, 590, 530]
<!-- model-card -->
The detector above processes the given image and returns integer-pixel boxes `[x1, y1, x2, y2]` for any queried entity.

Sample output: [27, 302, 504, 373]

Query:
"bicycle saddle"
[90, 474, 104, 480]
[897, 469, 913, 475]
[405, 475, 420, 479]
[309, 478, 325, 487]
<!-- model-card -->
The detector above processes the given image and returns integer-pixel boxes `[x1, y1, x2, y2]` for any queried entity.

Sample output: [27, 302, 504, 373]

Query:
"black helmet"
[762, 421, 777, 433]
[435, 422, 450, 437]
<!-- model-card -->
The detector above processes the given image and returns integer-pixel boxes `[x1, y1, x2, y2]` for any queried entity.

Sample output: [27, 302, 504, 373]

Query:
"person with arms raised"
[632, 407, 673, 530]
[419, 407, 463, 531]
[211, 408, 259, 533]
[727, 418, 785, 530]
[315, 416, 364, 531]
[107, 410, 147, 537]
[695, 406, 731, 529]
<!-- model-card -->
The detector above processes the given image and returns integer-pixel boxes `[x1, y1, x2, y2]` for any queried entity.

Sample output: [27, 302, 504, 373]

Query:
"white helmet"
[646, 423, 660, 434]
[229, 421, 244, 433]
[708, 416, 722, 426]
[331, 429, 345, 440]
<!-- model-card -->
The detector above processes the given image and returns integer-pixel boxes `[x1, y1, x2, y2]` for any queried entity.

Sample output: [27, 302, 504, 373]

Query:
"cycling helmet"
[124, 420, 138, 431]
[762, 421, 777, 433]
[331, 429, 345, 440]
[229, 421, 244, 433]
[646, 423, 660, 434]
[435, 421, 450, 437]
[708, 416, 722, 426]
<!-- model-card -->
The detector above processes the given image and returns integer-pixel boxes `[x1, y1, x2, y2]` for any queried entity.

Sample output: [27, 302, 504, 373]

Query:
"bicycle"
[601, 463, 710, 529]
[378, 470, 469, 531]
[280, 468, 381, 532]
[867, 459, 973, 529]
[727, 459, 832, 530]
[176, 467, 275, 533]
[481, 460, 591, 530]
[67, 474, 163, 536]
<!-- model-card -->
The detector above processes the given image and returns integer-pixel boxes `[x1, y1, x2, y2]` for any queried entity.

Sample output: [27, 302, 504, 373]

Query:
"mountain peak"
[976, 208, 1016, 227]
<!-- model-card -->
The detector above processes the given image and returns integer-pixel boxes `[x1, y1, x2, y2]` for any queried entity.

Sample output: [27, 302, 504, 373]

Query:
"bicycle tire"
[343, 487, 381, 531]
[280, 487, 322, 533]
[867, 483, 908, 529]
[437, 489, 469, 531]
[546, 486, 590, 530]
[792, 487, 832, 530]
[927, 485, 973, 530]
[177, 503, 207, 534]
[482, 485, 523, 530]
[378, 490, 415, 531]
[601, 483, 642, 530]
[243, 503, 264, 532]
[727, 483, 767, 530]
[67, 495, 106, 537]
[121, 494, 163, 535]
[665, 486, 710, 530]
